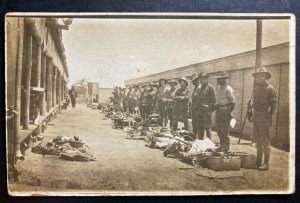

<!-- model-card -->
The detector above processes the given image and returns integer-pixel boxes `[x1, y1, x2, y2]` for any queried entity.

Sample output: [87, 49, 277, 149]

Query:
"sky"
[62, 18, 290, 88]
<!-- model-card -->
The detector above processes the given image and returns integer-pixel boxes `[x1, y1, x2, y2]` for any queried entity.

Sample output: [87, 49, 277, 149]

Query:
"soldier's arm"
[226, 87, 236, 111]
[181, 89, 190, 101]
[209, 86, 217, 106]
[268, 87, 277, 115]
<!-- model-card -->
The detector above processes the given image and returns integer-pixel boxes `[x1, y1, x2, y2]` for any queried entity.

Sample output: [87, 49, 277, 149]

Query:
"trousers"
[198, 109, 212, 140]
[158, 100, 168, 126]
[172, 102, 189, 130]
[253, 111, 272, 166]
[216, 109, 231, 150]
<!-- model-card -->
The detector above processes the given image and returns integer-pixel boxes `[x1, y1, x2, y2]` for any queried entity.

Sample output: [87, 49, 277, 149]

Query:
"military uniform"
[144, 84, 157, 119]
[197, 83, 216, 140]
[214, 71, 235, 151]
[165, 80, 177, 128]
[190, 75, 200, 138]
[139, 88, 147, 120]
[124, 87, 132, 113]
[157, 79, 169, 126]
[252, 67, 277, 170]
[172, 77, 190, 130]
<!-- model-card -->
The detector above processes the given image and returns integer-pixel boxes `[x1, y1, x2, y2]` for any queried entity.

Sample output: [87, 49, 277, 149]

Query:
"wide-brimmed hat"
[198, 72, 209, 78]
[159, 78, 168, 85]
[168, 79, 177, 85]
[191, 74, 199, 80]
[252, 67, 271, 79]
[179, 77, 189, 86]
[213, 71, 230, 79]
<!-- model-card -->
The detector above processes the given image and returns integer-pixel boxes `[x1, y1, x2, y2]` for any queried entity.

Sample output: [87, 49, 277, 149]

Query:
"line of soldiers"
[111, 67, 276, 171]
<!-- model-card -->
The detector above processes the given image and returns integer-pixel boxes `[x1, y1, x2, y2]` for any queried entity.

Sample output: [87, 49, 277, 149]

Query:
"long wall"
[125, 43, 290, 149]
[6, 17, 70, 165]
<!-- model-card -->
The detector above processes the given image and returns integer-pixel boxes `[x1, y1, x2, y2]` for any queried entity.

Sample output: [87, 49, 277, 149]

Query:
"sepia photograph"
[5, 13, 295, 196]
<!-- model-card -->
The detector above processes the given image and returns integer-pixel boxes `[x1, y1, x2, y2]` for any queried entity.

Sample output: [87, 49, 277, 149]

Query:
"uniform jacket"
[252, 82, 277, 111]
[197, 84, 216, 111]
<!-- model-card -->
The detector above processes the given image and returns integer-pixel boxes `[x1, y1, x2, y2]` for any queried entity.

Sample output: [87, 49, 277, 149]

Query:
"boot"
[258, 163, 269, 171]
[258, 150, 270, 171]
[256, 150, 263, 167]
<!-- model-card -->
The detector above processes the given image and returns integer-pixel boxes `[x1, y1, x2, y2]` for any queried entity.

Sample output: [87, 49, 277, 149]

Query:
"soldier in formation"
[213, 71, 236, 152]
[157, 78, 169, 127]
[172, 77, 190, 131]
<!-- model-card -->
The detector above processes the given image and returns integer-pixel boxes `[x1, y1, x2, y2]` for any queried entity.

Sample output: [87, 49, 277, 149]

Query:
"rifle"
[238, 90, 254, 144]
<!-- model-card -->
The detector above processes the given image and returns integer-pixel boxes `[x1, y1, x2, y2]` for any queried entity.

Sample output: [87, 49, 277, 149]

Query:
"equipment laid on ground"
[205, 156, 241, 171]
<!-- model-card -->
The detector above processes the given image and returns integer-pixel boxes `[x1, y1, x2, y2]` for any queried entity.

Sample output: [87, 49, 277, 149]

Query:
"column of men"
[112, 67, 276, 171]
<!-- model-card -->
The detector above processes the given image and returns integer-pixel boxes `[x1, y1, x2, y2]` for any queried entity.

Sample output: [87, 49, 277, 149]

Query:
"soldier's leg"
[167, 105, 173, 128]
[204, 111, 212, 139]
[182, 109, 189, 130]
[192, 110, 199, 137]
[260, 113, 271, 165]
[215, 110, 223, 146]
[198, 113, 205, 140]
[172, 112, 179, 131]
[221, 109, 231, 151]
[253, 123, 263, 167]
[158, 100, 163, 126]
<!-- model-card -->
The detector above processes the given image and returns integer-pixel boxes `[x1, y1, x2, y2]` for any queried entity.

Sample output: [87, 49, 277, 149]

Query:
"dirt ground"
[8, 103, 291, 195]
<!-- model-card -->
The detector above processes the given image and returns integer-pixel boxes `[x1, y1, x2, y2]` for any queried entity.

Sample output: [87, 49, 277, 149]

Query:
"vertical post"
[46, 58, 52, 111]
[35, 42, 42, 87]
[52, 66, 57, 107]
[57, 72, 61, 113]
[255, 20, 262, 69]
[22, 24, 32, 130]
[13, 18, 24, 164]
[41, 55, 47, 116]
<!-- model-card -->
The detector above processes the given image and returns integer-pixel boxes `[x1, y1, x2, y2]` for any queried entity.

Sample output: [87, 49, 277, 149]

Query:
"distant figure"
[69, 86, 78, 108]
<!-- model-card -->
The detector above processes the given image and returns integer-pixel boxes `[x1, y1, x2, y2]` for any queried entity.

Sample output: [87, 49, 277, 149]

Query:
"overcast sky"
[62, 18, 289, 88]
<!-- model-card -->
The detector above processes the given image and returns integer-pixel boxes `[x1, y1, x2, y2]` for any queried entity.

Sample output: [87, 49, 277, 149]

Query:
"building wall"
[125, 43, 290, 148]
[98, 88, 113, 104]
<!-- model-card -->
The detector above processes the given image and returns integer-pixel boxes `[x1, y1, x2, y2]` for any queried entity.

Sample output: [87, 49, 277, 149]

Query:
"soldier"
[190, 74, 201, 139]
[132, 85, 141, 114]
[165, 79, 177, 128]
[122, 86, 128, 112]
[128, 85, 136, 114]
[172, 77, 190, 131]
[144, 82, 157, 118]
[213, 71, 236, 152]
[139, 84, 148, 120]
[252, 67, 277, 171]
[197, 72, 216, 140]
[124, 85, 132, 113]
[153, 82, 160, 113]
[157, 78, 169, 127]
[69, 86, 78, 108]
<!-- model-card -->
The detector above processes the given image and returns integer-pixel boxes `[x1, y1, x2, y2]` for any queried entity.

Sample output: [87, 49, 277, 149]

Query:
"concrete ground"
[8, 104, 291, 195]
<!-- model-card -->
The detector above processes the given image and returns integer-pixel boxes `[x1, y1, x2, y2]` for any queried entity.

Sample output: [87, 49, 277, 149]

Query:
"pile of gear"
[31, 135, 96, 162]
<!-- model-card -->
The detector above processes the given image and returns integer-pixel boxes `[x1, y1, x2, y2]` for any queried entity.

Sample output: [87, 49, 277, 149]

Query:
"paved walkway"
[9, 104, 291, 195]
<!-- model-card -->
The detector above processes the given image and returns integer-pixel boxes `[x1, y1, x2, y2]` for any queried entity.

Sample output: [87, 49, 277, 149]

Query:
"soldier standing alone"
[213, 71, 235, 152]
[252, 67, 277, 171]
